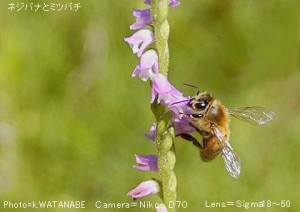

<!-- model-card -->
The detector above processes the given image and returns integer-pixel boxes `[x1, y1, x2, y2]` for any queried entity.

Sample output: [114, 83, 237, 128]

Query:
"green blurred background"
[0, 0, 300, 211]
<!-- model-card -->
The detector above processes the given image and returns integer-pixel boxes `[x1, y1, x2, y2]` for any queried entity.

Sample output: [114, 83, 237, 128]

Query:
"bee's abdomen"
[200, 137, 222, 162]
[200, 152, 217, 162]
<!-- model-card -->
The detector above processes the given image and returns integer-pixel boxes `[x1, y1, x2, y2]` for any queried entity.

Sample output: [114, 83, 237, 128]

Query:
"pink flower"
[127, 180, 160, 200]
[151, 73, 186, 104]
[132, 50, 158, 81]
[173, 116, 195, 135]
[133, 154, 158, 171]
[130, 9, 152, 30]
[124, 29, 154, 57]
[144, 0, 181, 7]
[169, 0, 181, 7]
[145, 123, 156, 141]
[149, 74, 196, 135]
[155, 204, 168, 212]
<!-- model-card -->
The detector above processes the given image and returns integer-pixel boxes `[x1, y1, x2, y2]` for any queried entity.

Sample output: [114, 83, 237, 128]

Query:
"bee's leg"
[177, 133, 203, 149]
[189, 123, 209, 137]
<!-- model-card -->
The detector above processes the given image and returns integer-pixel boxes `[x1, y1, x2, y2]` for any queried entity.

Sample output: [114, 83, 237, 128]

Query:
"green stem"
[154, 108, 177, 212]
[151, 0, 170, 76]
[151, 1, 176, 211]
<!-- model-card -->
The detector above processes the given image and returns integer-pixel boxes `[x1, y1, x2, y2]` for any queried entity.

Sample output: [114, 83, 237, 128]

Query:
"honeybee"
[177, 91, 275, 179]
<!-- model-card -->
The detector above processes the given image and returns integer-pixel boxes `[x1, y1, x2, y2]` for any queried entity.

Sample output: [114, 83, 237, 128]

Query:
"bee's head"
[187, 92, 228, 125]
[188, 92, 213, 111]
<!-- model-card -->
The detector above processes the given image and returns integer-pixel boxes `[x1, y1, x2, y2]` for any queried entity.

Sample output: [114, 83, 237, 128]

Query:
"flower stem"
[151, 0, 170, 77]
[151, 1, 176, 210]
[154, 108, 177, 212]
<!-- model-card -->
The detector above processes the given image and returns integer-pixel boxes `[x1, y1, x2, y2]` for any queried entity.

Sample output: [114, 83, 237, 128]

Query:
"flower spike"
[125, 0, 182, 211]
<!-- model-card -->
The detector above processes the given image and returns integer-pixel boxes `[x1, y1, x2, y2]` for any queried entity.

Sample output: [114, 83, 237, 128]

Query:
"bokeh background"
[0, 0, 300, 211]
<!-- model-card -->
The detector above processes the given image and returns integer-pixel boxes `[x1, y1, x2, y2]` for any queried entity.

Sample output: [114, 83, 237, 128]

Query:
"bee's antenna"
[183, 83, 200, 95]
[171, 99, 190, 105]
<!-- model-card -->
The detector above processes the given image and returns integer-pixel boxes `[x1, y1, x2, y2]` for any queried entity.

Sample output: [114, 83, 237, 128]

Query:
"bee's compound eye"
[190, 114, 203, 119]
[194, 101, 207, 110]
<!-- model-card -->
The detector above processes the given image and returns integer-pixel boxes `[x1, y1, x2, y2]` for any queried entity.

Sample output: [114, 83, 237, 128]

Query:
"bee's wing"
[221, 141, 241, 179]
[212, 127, 241, 179]
[227, 106, 275, 125]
